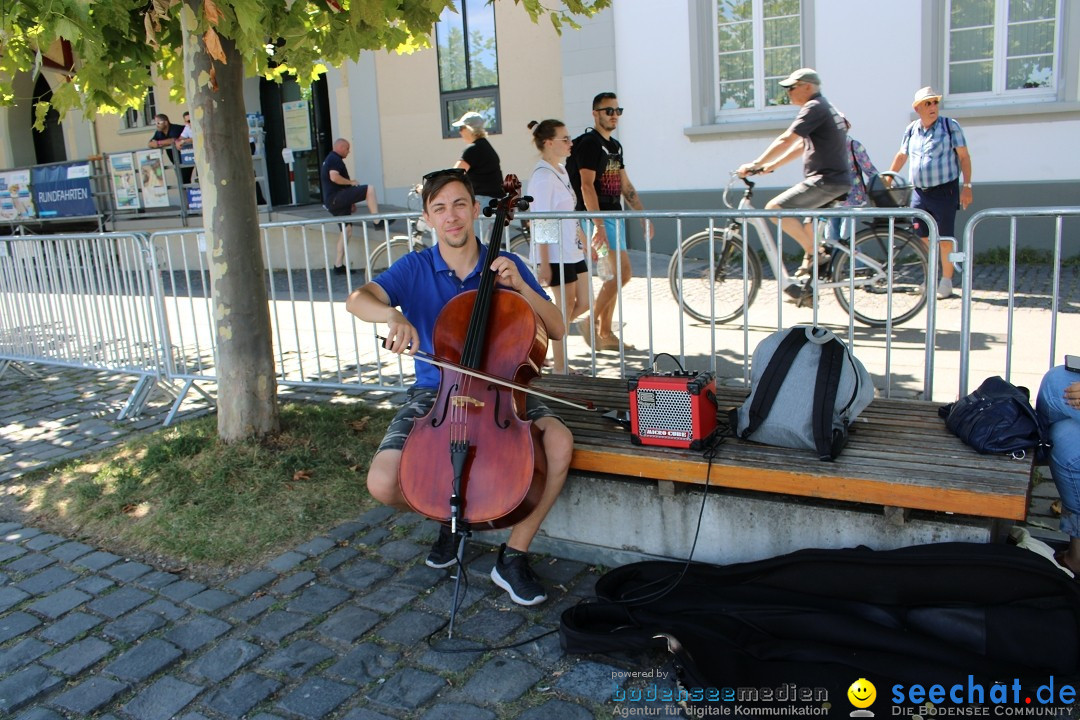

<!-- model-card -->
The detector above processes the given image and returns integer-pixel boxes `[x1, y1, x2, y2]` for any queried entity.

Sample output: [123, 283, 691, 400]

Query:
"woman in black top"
[452, 111, 503, 207]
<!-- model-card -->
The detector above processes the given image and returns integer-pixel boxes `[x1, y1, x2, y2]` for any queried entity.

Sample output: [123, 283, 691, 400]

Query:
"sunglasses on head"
[422, 167, 467, 186]
[596, 107, 624, 117]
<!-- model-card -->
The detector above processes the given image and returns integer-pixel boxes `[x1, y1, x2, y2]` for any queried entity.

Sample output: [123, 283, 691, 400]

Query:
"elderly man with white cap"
[738, 68, 851, 296]
[888, 87, 973, 300]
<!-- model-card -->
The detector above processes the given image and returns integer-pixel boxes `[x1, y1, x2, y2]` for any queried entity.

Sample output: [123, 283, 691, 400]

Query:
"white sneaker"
[936, 277, 954, 300]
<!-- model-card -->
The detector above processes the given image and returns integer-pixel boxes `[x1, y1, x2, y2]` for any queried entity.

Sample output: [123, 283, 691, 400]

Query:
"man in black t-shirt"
[566, 92, 652, 351]
[738, 68, 850, 287]
[148, 114, 183, 150]
[148, 114, 188, 185]
[320, 138, 386, 274]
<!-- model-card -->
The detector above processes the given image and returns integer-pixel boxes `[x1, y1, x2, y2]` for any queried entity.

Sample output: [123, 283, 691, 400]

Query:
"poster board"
[0, 169, 36, 221]
[31, 162, 96, 217]
[282, 100, 313, 151]
[135, 149, 170, 208]
[109, 153, 141, 210]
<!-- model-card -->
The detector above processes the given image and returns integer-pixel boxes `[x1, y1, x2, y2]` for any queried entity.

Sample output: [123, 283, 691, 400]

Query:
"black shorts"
[912, 179, 959, 238]
[327, 185, 369, 216]
[549, 260, 589, 287]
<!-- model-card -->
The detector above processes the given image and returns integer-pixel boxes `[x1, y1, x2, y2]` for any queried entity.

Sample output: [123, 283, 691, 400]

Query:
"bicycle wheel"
[668, 228, 762, 324]
[506, 230, 531, 264]
[831, 225, 928, 327]
[366, 236, 423, 280]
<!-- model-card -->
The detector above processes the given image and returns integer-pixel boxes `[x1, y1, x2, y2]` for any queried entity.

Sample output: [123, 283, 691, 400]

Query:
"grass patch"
[974, 247, 1080, 266]
[14, 402, 395, 569]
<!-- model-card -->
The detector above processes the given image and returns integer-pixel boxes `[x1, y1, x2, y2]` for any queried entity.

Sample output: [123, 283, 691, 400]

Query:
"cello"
[398, 175, 547, 533]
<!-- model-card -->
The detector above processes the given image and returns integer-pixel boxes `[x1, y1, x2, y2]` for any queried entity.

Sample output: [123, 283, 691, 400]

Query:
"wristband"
[963, 183, 972, 188]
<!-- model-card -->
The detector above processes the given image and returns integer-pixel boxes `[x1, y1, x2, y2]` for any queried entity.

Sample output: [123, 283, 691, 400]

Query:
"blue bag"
[938, 376, 1049, 459]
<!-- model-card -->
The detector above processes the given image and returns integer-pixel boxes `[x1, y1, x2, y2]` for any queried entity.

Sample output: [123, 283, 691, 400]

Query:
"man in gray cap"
[738, 68, 850, 293]
[888, 87, 972, 300]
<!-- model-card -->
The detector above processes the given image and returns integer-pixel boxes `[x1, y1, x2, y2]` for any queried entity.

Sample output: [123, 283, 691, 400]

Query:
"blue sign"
[180, 149, 196, 166]
[185, 186, 202, 211]
[31, 162, 96, 218]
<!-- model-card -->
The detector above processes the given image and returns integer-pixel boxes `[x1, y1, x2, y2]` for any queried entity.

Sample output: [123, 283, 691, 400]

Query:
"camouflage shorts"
[377, 385, 563, 453]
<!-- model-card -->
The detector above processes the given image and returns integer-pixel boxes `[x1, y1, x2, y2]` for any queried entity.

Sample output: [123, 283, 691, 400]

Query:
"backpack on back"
[734, 326, 873, 460]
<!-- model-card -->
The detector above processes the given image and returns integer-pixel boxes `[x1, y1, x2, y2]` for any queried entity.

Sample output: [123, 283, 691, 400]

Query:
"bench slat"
[535, 376, 1032, 520]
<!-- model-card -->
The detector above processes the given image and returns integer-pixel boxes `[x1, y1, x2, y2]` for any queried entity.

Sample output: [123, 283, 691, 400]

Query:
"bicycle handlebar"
[722, 171, 756, 209]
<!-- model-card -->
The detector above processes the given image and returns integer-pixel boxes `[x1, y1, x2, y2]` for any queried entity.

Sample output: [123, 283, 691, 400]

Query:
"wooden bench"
[527, 375, 1034, 566]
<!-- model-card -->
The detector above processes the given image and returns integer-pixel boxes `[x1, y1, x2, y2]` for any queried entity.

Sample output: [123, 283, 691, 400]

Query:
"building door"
[260, 74, 329, 207]
[32, 76, 66, 164]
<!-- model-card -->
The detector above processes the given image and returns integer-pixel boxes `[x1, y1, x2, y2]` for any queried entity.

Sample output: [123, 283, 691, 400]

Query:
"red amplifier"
[628, 371, 719, 450]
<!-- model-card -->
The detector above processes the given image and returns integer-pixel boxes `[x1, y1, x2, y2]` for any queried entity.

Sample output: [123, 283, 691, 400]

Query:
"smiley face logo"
[848, 678, 877, 709]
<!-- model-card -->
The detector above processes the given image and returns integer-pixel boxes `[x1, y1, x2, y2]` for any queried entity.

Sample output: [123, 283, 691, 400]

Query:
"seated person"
[1036, 365, 1080, 577]
[321, 138, 387, 274]
[344, 169, 573, 606]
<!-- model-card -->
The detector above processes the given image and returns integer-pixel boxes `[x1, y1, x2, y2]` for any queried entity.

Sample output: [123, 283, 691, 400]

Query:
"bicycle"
[668, 171, 928, 327]
[365, 183, 531, 276]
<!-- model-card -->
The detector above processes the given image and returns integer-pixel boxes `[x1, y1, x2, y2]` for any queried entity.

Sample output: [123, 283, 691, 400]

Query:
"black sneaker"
[490, 544, 547, 606]
[333, 265, 347, 275]
[426, 524, 457, 569]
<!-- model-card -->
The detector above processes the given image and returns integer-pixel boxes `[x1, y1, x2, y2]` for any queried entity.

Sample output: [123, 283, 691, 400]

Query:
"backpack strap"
[742, 329, 810, 439]
[813, 338, 847, 460]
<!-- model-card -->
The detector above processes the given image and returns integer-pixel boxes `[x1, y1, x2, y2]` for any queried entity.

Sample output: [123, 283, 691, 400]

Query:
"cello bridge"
[450, 395, 484, 409]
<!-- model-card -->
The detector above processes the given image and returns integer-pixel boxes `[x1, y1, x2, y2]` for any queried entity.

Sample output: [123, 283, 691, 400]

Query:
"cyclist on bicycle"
[737, 68, 851, 294]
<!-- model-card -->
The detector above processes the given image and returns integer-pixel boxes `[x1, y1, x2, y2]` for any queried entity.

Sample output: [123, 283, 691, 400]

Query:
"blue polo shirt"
[374, 242, 549, 389]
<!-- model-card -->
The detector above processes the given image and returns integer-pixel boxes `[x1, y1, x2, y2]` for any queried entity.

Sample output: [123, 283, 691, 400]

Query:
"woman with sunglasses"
[527, 119, 588, 374]
[451, 111, 504, 218]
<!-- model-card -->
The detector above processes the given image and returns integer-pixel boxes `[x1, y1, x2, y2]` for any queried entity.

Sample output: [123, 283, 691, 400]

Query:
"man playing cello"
[345, 169, 572, 606]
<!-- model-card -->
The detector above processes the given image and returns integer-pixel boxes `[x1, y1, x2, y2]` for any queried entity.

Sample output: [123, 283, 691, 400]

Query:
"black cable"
[424, 540, 562, 654]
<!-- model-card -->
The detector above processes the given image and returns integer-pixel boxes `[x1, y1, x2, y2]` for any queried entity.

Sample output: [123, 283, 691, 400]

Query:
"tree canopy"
[1, 0, 610, 122]
[1, 0, 610, 442]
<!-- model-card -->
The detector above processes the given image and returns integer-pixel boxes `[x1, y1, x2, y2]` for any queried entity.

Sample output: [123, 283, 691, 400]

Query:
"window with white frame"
[435, 0, 500, 138]
[122, 88, 157, 130]
[947, 0, 1060, 99]
[715, 0, 803, 114]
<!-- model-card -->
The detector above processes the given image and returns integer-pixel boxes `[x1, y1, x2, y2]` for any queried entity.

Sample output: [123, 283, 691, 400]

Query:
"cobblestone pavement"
[1, 368, 683, 720]
[1, 259, 1073, 718]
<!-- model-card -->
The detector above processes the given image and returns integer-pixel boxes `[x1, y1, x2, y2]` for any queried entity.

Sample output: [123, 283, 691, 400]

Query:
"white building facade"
[3, 0, 1077, 248]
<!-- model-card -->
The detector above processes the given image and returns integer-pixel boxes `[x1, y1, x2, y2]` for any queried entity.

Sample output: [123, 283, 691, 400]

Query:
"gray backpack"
[735, 326, 874, 460]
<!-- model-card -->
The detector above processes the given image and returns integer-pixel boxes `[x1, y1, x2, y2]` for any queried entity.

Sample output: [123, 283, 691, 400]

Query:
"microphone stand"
[447, 438, 469, 639]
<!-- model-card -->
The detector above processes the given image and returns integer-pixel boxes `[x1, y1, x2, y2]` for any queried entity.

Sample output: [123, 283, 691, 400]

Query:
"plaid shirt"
[899, 117, 967, 189]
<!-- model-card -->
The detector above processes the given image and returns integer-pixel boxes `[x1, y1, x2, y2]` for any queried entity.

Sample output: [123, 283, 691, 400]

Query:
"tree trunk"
[182, 2, 279, 441]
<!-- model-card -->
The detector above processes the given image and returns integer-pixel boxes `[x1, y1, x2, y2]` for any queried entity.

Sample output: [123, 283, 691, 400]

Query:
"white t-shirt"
[526, 159, 584, 265]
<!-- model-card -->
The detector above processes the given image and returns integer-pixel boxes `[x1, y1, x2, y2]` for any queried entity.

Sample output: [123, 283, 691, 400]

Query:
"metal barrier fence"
[957, 206, 1080, 397]
[0, 232, 168, 418]
[147, 206, 945, 425]
[20, 204, 1077, 425]
[150, 213, 431, 422]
